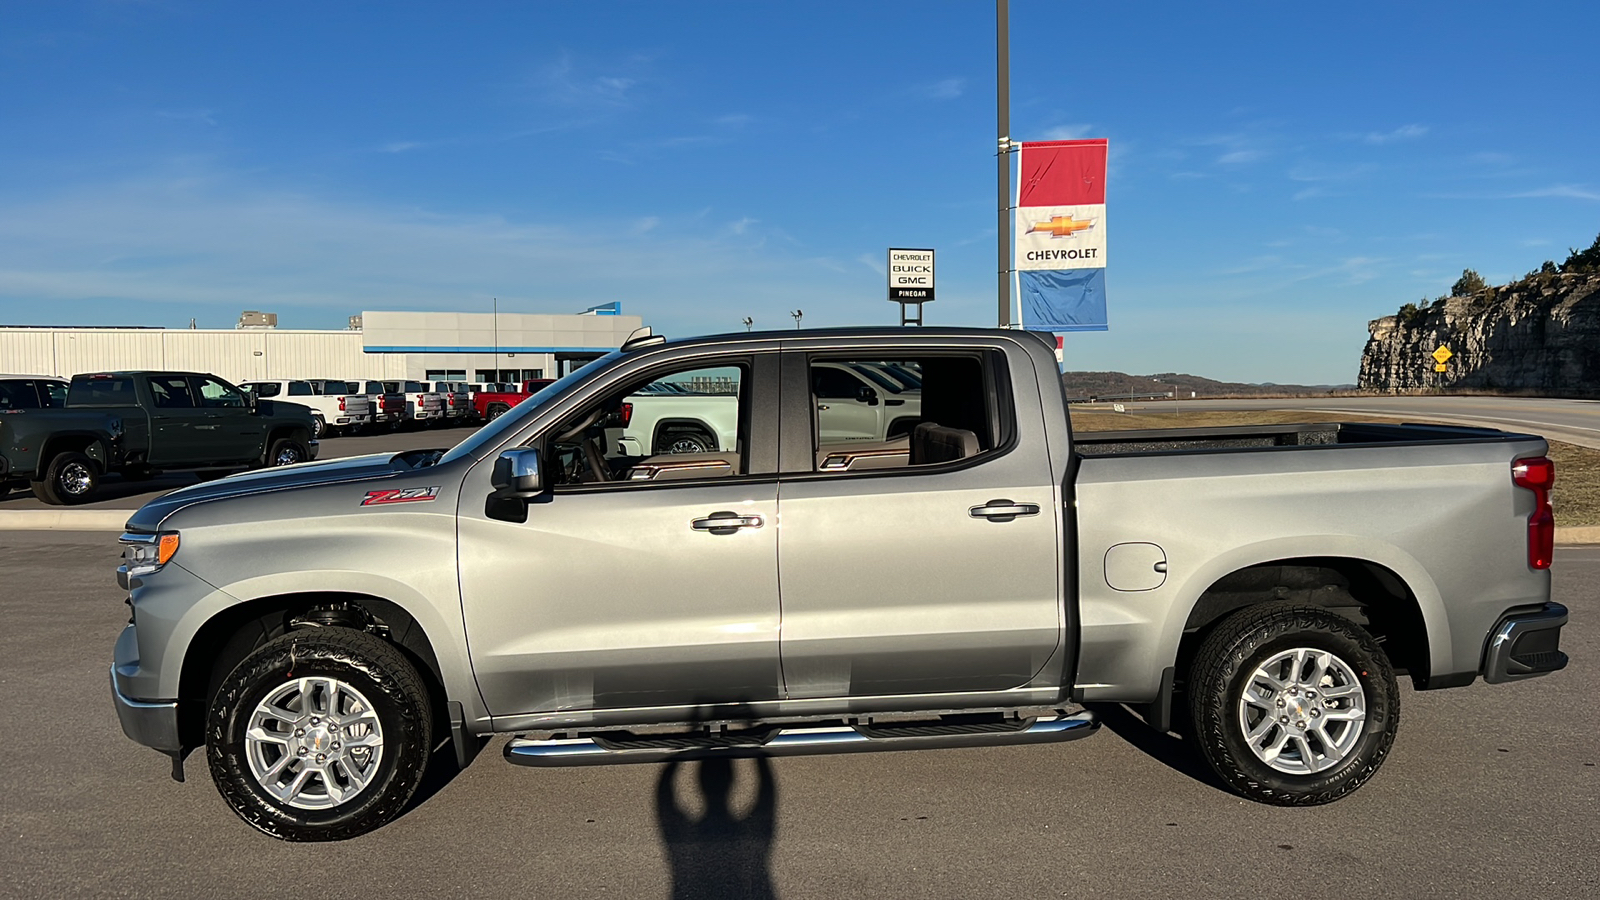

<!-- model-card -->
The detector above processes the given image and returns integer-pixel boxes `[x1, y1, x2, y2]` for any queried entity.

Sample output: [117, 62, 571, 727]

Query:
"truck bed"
[1073, 421, 1538, 456]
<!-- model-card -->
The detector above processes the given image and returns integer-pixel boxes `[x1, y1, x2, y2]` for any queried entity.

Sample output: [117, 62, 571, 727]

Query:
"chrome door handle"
[816, 404, 830, 411]
[969, 500, 1041, 522]
[691, 511, 764, 535]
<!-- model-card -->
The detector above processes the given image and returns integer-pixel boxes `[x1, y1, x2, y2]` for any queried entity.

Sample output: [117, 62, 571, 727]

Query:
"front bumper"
[1482, 602, 1569, 684]
[110, 665, 181, 752]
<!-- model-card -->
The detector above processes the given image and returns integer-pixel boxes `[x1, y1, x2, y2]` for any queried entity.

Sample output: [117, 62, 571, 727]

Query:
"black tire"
[30, 451, 98, 505]
[207, 627, 434, 842]
[486, 402, 510, 421]
[1188, 603, 1399, 806]
[266, 437, 309, 467]
[311, 415, 326, 439]
[660, 429, 714, 454]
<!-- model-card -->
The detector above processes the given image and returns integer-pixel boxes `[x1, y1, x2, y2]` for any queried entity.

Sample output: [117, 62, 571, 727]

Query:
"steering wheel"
[551, 405, 613, 483]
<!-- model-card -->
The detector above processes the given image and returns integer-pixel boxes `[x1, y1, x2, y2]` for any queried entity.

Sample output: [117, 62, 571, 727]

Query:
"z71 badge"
[361, 486, 440, 506]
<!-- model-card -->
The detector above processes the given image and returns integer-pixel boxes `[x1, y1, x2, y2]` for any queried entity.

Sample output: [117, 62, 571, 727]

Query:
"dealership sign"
[1014, 139, 1109, 331]
[887, 248, 935, 302]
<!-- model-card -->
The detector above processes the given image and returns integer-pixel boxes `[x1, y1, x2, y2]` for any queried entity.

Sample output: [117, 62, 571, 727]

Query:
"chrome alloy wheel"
[244, 677, 385, 810]
[59, 461, 94, 496]
[1237, 647, 1367, 775]
[273, 445, 303, 466]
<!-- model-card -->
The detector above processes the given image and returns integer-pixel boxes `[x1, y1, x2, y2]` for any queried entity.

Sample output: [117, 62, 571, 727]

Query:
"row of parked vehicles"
[0, 372, 555, 504]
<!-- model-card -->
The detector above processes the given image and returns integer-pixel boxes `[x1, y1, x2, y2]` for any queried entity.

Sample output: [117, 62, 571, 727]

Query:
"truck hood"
[123, 452, 413, 532]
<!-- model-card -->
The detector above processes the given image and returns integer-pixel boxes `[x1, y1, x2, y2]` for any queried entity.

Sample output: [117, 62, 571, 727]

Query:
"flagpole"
[996, 0, 1012, 328]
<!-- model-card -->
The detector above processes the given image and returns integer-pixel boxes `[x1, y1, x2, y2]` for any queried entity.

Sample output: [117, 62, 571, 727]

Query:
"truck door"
[143, 374, 207, 465]
[456, 353, 784, 717]
[191, 375, 263, 463]
[775, 347, 1066, 700]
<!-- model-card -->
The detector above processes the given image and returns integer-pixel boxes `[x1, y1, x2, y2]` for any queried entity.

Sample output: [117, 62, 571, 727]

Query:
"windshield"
[437, 352, 621, 466]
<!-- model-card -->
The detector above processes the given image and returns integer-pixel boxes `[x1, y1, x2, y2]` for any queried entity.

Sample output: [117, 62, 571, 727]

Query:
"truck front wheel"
[1188, 603, 1398, 806]
[31, 451, 99, 505]
[206, 627, 434, 841]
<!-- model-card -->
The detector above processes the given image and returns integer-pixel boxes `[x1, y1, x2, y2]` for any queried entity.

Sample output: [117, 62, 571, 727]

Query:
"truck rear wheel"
[1188, 603, 1398, 806]
[486, 402, 510, 421]
[206, 627, 434, 841]
[31, 451, 99, 505]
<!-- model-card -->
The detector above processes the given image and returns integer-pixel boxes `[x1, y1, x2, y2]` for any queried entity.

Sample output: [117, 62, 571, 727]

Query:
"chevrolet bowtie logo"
[1027, 214, 1096, 238]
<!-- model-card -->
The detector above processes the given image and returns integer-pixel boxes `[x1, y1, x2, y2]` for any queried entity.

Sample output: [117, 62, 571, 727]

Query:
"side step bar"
[504, 710, 1099, 767]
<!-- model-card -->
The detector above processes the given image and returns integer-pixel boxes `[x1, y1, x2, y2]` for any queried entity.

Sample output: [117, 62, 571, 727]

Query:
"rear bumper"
[110, 665, 181, 752]
[1482, 602, 1569, 684]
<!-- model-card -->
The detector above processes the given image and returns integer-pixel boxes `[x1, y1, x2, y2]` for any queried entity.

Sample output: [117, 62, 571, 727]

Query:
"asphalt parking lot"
[0, 535, 1594, 899]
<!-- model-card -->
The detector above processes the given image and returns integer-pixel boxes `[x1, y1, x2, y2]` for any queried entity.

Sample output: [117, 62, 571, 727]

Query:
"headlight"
[120, 532, 180, 578]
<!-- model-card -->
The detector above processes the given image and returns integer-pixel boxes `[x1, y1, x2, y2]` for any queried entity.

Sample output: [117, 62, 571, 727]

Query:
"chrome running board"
[503, 710, 1098, 767]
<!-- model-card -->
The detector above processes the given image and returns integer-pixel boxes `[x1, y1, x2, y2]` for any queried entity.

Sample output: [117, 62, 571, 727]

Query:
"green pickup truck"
[0, 371, 319, 505]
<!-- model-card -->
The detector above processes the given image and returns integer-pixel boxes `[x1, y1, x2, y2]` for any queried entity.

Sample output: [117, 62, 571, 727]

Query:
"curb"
[5, 508, 1600, 543]
[0, 510, 131, 532]
[1556, 525, 1600, 545]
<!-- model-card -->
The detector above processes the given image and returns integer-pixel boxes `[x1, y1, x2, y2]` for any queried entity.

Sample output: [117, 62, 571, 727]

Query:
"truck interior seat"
[910, 422, 979, 465]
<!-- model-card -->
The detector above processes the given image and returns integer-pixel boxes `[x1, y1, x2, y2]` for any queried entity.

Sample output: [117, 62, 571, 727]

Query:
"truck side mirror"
[491, 448, 543, 498]
[856, 385, 879, 406]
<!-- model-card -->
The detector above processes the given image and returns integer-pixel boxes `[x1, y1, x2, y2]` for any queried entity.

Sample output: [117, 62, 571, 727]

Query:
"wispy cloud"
[1361, 124, 1428, 144]
[920, 77, 965, 100]
[1292, 186, 1329, 201]
[856, 253, 885, 276]
[532, 53, 644, 109]
[1042, 123, 1093, 141]
[1513, 184, 1600, 201]
[379, 141, 423, 154]
[0, 168, 858, 334]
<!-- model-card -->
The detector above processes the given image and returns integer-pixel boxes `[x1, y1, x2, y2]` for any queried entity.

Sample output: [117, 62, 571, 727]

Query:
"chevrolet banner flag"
[1015, 139, 1108, 331]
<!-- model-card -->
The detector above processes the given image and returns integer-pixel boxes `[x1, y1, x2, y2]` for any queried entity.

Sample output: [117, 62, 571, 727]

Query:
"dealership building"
[0, 304, 644, 385]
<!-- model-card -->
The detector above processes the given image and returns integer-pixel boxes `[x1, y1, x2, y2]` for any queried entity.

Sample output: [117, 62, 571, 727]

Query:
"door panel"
[459, 482, 781, 716]
[777, 347, 1064, 700]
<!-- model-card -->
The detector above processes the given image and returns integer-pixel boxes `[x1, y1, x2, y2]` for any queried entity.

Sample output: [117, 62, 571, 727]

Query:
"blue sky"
[1, 1, 1596, 383]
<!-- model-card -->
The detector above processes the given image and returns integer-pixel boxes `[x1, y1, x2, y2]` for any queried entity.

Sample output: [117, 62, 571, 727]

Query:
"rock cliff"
[1359, 272, 1600, 395]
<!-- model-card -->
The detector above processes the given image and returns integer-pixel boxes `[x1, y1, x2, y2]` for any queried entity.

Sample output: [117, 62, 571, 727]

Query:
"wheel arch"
[1166, 539, 1445, 691]
[39, 432, 111, 472]
[176, 591, 456, 749]
[651, 417, 717, 451]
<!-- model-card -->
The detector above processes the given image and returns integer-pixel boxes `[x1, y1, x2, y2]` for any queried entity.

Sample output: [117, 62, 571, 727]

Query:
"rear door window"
[288, 382, 314, 397]
[68, 376, 138, 407]
[148, 375, 197, 409]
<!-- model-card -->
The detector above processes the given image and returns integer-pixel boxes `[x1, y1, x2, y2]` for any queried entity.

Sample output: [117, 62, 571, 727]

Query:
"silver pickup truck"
[109, 327, 1569, 841]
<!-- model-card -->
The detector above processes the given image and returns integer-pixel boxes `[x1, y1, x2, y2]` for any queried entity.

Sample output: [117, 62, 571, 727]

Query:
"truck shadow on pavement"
[1085, 703, 1230, 793]
[655, 757, 779, 900]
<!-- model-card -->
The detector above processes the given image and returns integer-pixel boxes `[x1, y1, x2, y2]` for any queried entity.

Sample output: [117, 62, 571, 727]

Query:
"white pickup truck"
[617, 361, 920, 455]
[238, 380, 371, 437]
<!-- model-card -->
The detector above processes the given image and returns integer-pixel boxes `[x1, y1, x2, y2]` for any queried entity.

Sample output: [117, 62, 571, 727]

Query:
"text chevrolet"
[109, 328, 1569, 840]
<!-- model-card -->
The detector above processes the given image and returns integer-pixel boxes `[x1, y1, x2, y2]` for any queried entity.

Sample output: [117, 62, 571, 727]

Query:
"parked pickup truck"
[109, 327, 1569, 842]
[354, 380, 407, 430]
[382, 380, 444, 426]
[5, 371, 318, 504]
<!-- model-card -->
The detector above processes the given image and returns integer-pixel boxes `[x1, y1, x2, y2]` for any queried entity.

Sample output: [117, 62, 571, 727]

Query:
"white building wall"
[2, 307, 639, 384]
[0, 330, 56, 375]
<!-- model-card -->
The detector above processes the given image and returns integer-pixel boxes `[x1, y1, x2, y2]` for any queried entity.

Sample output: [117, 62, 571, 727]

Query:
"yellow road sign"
[1432, 345, 1453, 364]
[1434, 363, 1447, 372]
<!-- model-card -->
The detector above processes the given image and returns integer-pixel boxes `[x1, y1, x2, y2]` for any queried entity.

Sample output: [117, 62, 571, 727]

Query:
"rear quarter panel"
[1073, 437, 1550, 702]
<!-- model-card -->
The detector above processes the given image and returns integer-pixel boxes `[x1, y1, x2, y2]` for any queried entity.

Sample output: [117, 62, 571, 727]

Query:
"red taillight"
[1512, 456, 1555, 570]
[449, 395, 456, 407]
[339, 397, 346, 411]
[620, 402, 633, 427]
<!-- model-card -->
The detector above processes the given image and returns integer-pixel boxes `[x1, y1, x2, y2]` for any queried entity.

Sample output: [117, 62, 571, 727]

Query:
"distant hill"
[1061, 370, 1356, 400]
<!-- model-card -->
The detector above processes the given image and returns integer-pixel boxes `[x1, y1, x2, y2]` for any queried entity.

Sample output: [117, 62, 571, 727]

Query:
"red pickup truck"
[473, 380, 554, 421]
